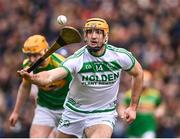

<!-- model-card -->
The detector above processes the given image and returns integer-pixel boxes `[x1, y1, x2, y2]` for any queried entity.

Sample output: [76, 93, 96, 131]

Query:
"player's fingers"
[125, 113, 129, 119]
[17, 71, 22, 76]
[17, 69, 29, 77]
[121, 111, 131, 124]
[17, 70, 25, 76]
[121, 111, 129, 120]
[9, 118, 15, 126]
[12, 118, 18, 126]
[9, 114, 18, 126]
[11, 121, 15, 127]
[126, 114, 136, 124]
[126, 117, 133, 124]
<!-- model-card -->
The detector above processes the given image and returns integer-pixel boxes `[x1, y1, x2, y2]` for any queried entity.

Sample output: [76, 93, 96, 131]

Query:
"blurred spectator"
[157, 80, 180, 138]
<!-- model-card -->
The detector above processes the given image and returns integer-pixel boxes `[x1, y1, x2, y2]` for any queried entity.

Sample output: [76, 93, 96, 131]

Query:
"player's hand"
[17, 69, 32, 81]
[120, 107, 136, 124]
[9, 112, 19, 127]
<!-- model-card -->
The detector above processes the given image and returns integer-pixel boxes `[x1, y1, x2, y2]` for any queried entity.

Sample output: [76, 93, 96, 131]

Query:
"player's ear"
[84, 34, 87, 43]
[104, 34, 108, 43]
[45, 48, 49, 52]
[42, 48, 48, 54]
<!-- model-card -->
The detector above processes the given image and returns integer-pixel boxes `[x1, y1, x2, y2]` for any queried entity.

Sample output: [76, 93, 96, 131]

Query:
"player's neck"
[89, 45, 106, 57]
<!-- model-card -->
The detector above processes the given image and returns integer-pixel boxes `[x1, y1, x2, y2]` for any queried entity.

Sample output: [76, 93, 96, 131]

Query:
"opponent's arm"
[9, 79, 31, 126]
[17, 67, 68, 86]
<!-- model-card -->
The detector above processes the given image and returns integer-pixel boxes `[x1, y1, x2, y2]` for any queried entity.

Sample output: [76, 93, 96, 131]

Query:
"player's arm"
[9, 79, 31, 126]
[17, 67, 68, 86]
[127, 61, 143, 110]
[120, 61, 143, 124]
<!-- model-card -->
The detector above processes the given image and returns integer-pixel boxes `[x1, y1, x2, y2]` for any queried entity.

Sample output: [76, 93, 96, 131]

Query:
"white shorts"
[32, 105, 64, 127]
[142, 131, 156, 138]
[57, 109, 117, 138]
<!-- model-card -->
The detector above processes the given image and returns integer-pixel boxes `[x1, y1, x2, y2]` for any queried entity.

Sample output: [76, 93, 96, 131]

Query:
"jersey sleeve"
[117, 49, 136, 71]
[51, 53, 65, 67]
[62, 55, 79, 74]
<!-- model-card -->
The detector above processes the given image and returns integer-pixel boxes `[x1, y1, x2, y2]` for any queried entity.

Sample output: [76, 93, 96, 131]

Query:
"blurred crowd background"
[0, 0, 179, 137]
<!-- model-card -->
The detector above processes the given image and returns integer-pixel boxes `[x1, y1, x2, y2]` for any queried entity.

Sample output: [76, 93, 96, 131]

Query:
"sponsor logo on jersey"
[81, 72, 119, 85]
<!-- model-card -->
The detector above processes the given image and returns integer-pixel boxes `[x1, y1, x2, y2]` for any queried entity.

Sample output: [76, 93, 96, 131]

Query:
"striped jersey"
[62, 44, 136, 114]
[23, 53, 72, 110]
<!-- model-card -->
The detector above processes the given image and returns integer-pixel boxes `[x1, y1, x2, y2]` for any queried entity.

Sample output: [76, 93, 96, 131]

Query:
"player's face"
[85, 28, 107, 51]
[26, 49, 47, 66]
[26, 53, 42, 63]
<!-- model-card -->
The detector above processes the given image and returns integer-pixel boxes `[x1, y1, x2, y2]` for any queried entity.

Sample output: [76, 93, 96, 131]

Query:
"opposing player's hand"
[9, 112, 19, 127]
[120, 107, 136, 124]
[17, 69, 32, 81]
